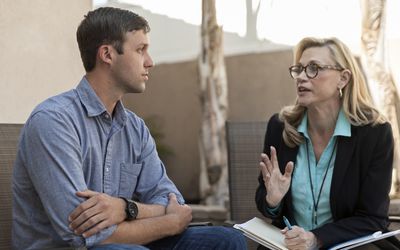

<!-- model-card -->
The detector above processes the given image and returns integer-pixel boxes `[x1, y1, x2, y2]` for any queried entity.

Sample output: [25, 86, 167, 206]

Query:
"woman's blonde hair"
[280, 37, 386, 147]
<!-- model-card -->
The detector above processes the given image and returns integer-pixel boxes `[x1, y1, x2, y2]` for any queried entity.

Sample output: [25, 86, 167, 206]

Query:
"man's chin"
[127, 84, 146, 94]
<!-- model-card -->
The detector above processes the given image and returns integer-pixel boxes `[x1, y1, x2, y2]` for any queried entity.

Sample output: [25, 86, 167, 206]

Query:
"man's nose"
[144, 53, 154, 68]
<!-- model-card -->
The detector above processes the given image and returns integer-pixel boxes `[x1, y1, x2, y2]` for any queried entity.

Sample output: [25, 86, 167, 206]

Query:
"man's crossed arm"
[68, 191, 192, 245]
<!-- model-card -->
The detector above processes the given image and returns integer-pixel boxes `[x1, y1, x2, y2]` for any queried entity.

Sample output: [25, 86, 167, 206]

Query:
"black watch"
[120, 197, 138, 220]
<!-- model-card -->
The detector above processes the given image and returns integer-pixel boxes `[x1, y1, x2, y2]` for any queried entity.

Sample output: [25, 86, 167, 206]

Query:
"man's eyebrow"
[137, 42, 149, 48]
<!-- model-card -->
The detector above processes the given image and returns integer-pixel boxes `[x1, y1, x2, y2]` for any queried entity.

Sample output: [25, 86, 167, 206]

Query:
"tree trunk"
[198, 0, 229, 207]
[360, 0, 400, 195]
[246, 0, 261, 40]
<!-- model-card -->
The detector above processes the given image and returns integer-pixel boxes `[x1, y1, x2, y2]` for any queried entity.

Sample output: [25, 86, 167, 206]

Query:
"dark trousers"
[89, 226, 247, 250]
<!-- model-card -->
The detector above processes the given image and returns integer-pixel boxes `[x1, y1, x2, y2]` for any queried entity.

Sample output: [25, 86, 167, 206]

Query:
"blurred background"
[1, 0, 399, 209]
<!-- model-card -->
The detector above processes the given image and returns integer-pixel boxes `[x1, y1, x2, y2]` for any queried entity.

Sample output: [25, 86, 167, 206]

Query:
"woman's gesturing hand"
[259, 146, 294, 207]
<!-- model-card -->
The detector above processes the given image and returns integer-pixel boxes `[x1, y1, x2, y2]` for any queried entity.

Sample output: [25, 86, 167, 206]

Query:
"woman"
[255, 37, 399, 249]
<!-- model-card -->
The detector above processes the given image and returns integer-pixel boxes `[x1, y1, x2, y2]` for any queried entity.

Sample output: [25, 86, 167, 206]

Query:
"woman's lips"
[298, 86, 311, 92]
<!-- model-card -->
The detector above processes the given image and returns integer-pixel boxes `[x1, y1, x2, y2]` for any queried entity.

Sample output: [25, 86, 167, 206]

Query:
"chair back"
[0, 124, 23, 250]
[226, 121, 266, 222]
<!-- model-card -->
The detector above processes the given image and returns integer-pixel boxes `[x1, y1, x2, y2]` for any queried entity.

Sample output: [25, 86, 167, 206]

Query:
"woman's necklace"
[305, 139, 337, 226]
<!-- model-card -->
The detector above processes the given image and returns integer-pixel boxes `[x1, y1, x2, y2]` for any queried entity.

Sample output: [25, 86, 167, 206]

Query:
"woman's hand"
[282, 226, 318, 250]
[259, 146, 294, 207]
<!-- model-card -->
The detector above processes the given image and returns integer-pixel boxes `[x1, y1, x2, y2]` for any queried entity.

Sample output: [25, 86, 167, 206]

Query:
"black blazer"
[255, 113, 395, 248]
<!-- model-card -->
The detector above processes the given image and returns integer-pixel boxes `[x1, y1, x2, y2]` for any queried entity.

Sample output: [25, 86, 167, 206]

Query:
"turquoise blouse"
[292, 109, 351, 230]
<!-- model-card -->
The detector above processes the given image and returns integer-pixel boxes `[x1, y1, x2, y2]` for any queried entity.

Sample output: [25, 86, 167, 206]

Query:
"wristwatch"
[120, 197, 138, 220]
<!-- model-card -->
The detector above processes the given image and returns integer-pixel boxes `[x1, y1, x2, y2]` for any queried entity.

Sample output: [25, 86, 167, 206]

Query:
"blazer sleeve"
[255, 114, 283, 218]
[312, 122, 394, 248]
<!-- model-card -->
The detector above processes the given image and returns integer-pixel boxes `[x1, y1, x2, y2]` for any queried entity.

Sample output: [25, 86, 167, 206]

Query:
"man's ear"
[97, 45, 113, 66]
[339, 69, 351, 89]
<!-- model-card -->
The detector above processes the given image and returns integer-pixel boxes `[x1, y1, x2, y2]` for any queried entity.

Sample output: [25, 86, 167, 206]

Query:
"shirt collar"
[76, 77, 127, 124]
[297, 108, 351, 139]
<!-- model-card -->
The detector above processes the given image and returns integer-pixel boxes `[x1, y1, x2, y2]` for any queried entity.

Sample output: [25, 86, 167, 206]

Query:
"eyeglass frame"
[288, 63, 344, 79]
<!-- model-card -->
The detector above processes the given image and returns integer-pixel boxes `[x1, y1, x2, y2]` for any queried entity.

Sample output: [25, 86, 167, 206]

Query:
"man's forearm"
[101, 193, 192, 246]
[135, 202, 165, 219]
[101, 214, 177, 245]
[69, 192, 168, 238]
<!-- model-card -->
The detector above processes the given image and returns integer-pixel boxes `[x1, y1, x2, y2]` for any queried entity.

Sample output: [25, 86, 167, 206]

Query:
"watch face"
[127, 200, 138, 219]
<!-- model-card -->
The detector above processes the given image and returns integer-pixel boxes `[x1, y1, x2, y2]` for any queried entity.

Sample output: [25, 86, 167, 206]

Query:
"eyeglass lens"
[290, 64, 319, 79]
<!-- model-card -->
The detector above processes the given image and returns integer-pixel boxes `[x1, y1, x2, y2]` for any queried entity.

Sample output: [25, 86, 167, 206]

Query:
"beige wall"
[0, 0, 91, 123]
[0, 1, 296, 201]
[123, 49, 296, 201]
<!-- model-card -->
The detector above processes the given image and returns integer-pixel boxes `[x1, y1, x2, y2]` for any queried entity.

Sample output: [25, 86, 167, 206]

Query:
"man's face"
[111, 30, 153, 94]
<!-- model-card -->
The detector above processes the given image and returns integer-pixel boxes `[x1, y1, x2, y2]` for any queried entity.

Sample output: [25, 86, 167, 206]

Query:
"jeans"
[89, 226, 247, 250]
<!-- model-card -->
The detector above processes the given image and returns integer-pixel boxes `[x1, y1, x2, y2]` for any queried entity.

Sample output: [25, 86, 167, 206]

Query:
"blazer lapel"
[282, 144, 298, 220]
[330, 126, 357, 214]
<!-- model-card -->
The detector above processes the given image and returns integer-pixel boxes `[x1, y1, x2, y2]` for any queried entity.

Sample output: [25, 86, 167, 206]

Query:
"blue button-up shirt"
[12, 77, 184, 249]
[291, 109, 351, 230]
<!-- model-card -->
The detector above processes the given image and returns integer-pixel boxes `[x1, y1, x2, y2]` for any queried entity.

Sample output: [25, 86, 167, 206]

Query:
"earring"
[339, 88, 343, 98]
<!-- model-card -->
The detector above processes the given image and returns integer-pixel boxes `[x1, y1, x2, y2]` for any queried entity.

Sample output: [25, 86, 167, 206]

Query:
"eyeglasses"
[289, 63, 343, 79]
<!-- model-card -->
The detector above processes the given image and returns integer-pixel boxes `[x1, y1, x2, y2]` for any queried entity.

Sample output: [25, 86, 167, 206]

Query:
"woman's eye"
[308, 64, 318, 72]
[293, 66, 303, 73]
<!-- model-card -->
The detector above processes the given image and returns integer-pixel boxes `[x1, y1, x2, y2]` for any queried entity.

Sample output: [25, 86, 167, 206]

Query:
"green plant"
[144, 115, 174, 161]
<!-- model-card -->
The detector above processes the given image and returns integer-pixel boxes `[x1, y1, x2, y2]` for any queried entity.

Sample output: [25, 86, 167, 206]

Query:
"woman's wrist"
[307, 232, 320, 250]
[266, 194, 281, 208]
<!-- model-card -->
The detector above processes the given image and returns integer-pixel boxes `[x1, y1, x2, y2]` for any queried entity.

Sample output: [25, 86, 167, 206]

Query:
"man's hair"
[76, 7, 150, 72]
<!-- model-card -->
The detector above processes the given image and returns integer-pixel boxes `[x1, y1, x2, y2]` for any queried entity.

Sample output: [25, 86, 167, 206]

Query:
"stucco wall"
[123, 49, 296, 201]
[0, 0, 91, 123]
[0, 1, 296, 202]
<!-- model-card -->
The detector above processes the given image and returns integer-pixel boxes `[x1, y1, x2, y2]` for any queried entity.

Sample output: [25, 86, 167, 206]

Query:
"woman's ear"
[339, 69, 352, 88]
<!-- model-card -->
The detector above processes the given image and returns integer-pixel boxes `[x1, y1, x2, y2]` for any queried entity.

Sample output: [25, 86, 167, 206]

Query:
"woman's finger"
[270, 146, 279, 169]
[284, 161, 294, 178]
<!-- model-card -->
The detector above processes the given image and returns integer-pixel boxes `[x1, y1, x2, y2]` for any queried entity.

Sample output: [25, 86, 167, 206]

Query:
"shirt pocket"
[118, 163, 142, 199]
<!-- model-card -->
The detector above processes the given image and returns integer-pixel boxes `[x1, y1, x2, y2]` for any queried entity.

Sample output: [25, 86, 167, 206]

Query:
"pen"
[283, 216, 292, 230]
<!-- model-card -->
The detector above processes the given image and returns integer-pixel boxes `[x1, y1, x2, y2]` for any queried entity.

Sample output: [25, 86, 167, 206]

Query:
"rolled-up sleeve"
[22, 111, 115, 247]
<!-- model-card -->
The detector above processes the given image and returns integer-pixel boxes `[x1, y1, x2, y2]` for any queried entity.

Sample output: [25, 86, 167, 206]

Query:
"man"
[12, 7, 246, 250]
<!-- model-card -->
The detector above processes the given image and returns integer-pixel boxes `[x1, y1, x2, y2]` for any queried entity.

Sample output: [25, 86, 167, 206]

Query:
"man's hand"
[68, 190, 126, 238]
[259, 146, 294, 207]
[165, 193, 192, 235]
[282, 226, 318, 250]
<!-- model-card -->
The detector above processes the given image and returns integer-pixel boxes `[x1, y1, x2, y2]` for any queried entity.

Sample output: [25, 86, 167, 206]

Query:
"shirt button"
[106, 168, 109, 172]
[104, 114, 110, 119]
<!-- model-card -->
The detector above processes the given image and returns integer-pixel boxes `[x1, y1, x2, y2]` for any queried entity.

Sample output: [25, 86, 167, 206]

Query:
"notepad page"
[234, 217, 288, 250]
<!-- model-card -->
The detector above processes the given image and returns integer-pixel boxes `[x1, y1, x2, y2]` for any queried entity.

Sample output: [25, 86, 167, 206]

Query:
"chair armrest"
[188, 221, 213, 227]
[389, 215, 400, 222]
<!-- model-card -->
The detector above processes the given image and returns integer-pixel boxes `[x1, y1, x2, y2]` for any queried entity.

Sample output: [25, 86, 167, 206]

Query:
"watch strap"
[120, 197, 138, 220]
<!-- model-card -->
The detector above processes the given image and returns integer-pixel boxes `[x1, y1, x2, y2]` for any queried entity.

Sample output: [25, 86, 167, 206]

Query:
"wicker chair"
[0, 124, 24, 250]
[226, 120, 266, 222]
[226, 121, 268, 249]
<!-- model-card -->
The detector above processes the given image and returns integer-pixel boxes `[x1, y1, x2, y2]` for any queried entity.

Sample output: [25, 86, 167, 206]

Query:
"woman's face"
[294, 46, 343, 108]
